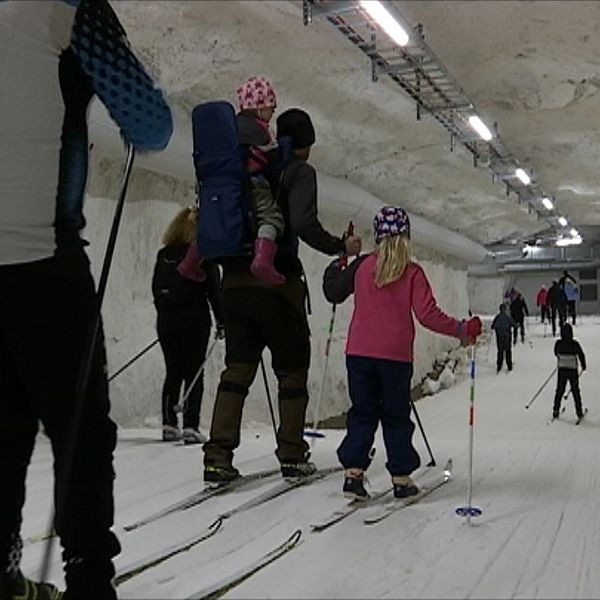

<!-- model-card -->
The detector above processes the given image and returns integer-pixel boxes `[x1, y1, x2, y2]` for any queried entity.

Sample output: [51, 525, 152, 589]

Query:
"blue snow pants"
[337, 355, 421, 476]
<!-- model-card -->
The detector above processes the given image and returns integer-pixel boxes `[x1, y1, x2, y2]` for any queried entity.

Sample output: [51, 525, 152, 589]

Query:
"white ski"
[363, 459, 453, 525]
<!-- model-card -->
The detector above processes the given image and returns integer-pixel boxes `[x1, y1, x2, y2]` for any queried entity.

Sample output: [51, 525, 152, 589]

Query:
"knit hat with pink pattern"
[237, 76, 277, 110]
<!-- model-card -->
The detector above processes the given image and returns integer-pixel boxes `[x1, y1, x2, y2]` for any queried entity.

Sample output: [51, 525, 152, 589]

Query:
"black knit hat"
[276, 108, 316, 149]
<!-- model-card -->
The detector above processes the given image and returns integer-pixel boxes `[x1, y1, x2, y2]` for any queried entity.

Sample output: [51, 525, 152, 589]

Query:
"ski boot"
[204, 465, 241, 486]
[182, 428, 207, 445]
[2, 571, 63, 600]
[343, 470, 369, 501]
[280, 460, 317, 479]
[392, 476, 419, 499]
[162, 425, 182, 442]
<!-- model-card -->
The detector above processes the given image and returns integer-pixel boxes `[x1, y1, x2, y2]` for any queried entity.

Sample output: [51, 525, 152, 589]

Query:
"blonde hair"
[162, 207, 196, 246]
[374, 235, 411, 287]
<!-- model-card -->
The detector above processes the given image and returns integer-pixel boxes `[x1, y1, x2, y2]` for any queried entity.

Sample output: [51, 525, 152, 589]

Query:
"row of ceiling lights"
[358, 0, 581, 247]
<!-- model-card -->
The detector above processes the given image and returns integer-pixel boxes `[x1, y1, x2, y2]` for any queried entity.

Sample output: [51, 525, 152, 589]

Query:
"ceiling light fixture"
[570, 228, 579, 237]
[515, 168, 531, 185]
[541, 197, 554, 210]
[558, 216, 568, 227]
[359, 1, 410, 47]
[468, 115, 492, 141]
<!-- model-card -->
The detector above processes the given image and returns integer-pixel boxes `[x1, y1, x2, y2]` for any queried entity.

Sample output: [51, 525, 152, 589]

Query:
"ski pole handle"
[337, 221, 355, 269]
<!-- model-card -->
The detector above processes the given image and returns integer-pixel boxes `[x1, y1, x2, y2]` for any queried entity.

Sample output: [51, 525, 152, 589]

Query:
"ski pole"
[524, 366, 557, 409]
[40, 146, 136, 582]
[409, 397, 436, 467]
[259, 355, 278, 439]
[176, 338, 219, 413]
[108, 338, 159, 382]
[305, 221, 354, 440]
[456, 343, 482, 524]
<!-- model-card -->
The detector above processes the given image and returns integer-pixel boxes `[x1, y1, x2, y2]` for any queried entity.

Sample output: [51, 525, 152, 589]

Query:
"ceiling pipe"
[88, 99, 488, 265]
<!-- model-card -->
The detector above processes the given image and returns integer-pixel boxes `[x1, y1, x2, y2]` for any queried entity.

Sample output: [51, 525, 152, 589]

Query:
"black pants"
[540, 305, 548, 323]
[567, 300, 576, 325]
[550, 306, 567, 336]
[513, 318, 525, 344]
[338, 357, 420, 476]
[0, 248, 119, 597]
[204, 283, 311, 468]
[157, 307, 211, 430]
[496, 337, 512, 371]
[553, 368, 583, 417]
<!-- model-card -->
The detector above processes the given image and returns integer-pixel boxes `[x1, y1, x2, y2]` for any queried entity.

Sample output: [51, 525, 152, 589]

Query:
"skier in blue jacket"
[0, 2, 172, 598]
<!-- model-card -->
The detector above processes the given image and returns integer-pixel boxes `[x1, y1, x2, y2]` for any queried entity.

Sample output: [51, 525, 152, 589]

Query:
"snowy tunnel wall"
[83, 104, 487, 429]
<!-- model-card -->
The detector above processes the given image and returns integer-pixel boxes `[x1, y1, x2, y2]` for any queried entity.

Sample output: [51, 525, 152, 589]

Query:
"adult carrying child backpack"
[192, 100, 293, 259]
[192, 101, 254, 258]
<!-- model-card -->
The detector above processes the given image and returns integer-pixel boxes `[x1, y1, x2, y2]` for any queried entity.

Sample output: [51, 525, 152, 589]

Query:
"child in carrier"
[323, 206, 482, 501]
[180, 77, 285, 286]
[236, 76, 286, 285]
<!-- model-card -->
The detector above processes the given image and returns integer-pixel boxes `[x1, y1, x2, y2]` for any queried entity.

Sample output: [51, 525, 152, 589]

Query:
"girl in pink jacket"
[323, 206, 481, 501]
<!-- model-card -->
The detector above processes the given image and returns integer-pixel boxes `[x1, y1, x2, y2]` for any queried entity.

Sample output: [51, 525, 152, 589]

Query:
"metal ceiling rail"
[302, 0, 566, 243]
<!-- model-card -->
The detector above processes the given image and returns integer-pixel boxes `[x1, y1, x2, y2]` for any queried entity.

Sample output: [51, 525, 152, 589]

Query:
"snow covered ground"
[20, 316, 600, 599]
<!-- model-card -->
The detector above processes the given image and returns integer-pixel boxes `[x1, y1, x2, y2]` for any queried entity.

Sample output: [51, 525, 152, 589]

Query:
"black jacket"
[509, 297, 529, 321]
[152, 245, 223, 324]
[547, 283, 567, 308]
[491, 312, 516, 340]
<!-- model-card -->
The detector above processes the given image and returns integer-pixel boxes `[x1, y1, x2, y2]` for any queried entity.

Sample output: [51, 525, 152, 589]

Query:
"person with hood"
[491, 304, 516, 373]
[510, 292, 529, 344]
[552, 324, 586, 420]
[536, 285, 549, 323]
[547, 280, 568, 336]
[0, 1, 172, 598]
[203, 108, 362, 484]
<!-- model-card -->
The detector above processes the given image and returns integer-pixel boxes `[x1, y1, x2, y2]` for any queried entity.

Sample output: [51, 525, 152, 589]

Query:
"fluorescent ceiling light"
[468, 116, 492, 141]
[570, 228, 578, 237]
[515, 168, 531, 185]
[359, 1, 410, 46]
[541, 197, 554, 210]
[558, 216, 568, 227]
[556, 236, 582, 247]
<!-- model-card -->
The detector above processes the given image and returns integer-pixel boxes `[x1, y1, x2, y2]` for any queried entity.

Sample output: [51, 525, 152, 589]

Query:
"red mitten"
[464, 316, 482, 342]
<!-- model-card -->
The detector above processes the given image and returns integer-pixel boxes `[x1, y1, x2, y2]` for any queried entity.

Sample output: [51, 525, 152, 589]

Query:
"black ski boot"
[2, 571, 63, 600]
[280, 460, 317, 479]
[392, 477, 419, 499]
[204, 465, 241, 486]
[343, 473, 369, 501]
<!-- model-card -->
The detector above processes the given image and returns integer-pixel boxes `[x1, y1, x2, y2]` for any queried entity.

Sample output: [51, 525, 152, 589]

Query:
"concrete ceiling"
[112, 0, 600, 251]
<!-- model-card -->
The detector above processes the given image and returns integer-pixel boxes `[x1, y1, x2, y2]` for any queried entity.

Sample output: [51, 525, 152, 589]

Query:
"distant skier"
[509, 292, 529, 344]
[552, 324, 586, 420]
[323, 206, 482, 501]
[563, 279, 578, 326]
[536, 285, 548, 323]
[491, 304, 516, 373]
[547, 280, 567, 336]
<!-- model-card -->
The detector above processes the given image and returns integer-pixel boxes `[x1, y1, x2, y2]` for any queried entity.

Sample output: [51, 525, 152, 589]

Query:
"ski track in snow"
[19, 317, 600, 598]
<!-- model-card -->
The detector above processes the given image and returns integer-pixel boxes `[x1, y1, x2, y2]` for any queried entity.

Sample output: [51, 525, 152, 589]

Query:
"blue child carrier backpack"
[192, 101, 254, 258]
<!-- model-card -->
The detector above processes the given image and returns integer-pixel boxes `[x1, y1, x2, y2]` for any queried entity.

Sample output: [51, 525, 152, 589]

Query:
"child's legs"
[553, 369, 568, 414]
[378, 360, 420, 477]
[567, 370, 583, 416]
[337, 356, 381, 471]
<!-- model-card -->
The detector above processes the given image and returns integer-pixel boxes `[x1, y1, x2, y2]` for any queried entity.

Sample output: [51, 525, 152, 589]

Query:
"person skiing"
[536, 285, 548, 323]
[323, 206, 482, 501]
[152, 207, 224, 444]
[202, 108, 362, 484]
[563, 279, 578, 326]
[491, 304, 516, 373]
[547, 280, 567, 336]
[552, 324, 586, 420]
[0, 1, 172, 598]
[509, 292, 529, 344]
